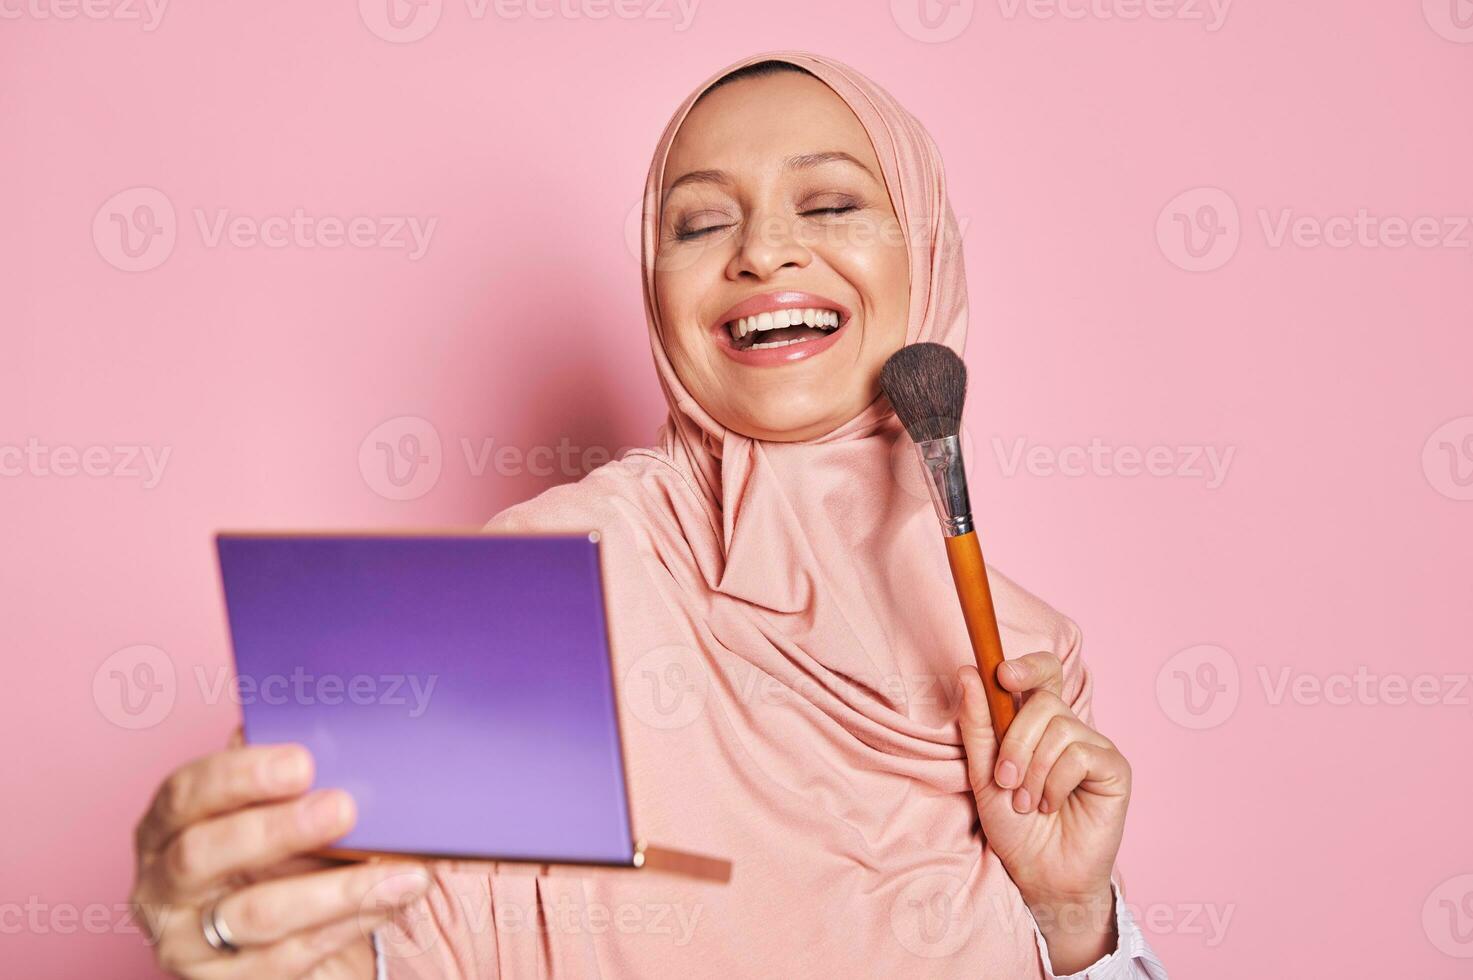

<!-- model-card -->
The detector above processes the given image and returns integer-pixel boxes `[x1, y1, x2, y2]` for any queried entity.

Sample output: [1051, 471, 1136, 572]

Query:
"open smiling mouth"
[725, 307, 844, 351]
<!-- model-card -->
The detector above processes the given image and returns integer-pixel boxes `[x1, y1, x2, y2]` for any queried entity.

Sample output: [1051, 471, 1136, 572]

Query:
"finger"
[956, 666, 999, 783]
[1040, 741, 1131, 814]
[246, 907, 393, 979]
[156, 902, 393, 979]
[214, 863, 430, 947]
[992, 689, 1071, 811]
[158, 789, 355, 896]
[136, 744, 314, 857]
[997, 652, 1065, 698]
[228, 725, 245, 749]
[1019, 715, 1113, 815]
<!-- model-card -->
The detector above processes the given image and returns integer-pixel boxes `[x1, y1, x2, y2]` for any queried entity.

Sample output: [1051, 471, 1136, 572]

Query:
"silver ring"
[201, 899, 240, 954]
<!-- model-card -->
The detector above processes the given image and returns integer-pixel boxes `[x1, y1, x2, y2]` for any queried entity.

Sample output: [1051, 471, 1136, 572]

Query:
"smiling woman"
[655, 62, 912, 441]
[129, 51, 1168, 980]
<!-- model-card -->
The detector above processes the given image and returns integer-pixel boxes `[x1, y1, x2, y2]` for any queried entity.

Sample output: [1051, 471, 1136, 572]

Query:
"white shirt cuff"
[1030, 879, 1168, 979]
[371, 927, 388, 980]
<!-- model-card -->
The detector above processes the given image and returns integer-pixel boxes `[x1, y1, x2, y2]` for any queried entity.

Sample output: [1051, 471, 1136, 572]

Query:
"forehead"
[663, 72, 881, 180]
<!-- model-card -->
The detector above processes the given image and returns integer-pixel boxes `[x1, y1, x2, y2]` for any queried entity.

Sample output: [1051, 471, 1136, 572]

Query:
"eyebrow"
[662, 150, 878, 203]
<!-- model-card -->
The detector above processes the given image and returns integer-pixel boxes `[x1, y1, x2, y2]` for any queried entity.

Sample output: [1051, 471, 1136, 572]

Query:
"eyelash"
[673, 203, 861, 241]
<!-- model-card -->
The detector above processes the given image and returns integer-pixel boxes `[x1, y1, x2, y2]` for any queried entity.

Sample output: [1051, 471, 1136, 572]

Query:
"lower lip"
[713, 316, 851, 367]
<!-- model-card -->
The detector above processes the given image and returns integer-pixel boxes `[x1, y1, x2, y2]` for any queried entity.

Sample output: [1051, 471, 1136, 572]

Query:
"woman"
[130, 52, 1168, 979]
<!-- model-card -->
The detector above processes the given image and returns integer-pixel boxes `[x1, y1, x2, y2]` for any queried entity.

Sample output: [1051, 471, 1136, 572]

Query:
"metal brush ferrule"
[914, 435, 974, 537]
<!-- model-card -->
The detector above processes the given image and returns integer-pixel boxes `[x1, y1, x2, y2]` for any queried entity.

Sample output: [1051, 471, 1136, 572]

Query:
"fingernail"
[1003, 662, 1023, 683]
[996, 760, 1018, 788]
[1038, 797, 1051, 814]
[271, 747, 310, 790]
[303, 790, 350, 832]
[1014, 788, 1031, 813]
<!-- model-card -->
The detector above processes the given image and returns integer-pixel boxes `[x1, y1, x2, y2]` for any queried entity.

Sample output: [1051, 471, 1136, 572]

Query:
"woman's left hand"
[956, 652, 1132, 973]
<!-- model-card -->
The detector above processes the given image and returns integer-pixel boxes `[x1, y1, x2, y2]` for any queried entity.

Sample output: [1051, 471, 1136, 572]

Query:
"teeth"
[727, 307, 843, 341]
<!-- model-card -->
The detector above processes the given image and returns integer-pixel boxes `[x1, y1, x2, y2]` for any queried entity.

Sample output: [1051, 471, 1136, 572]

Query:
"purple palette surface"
[215, 532, 635, 866]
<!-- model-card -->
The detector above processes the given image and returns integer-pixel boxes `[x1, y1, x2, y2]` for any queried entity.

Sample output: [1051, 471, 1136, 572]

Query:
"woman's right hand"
[129, 741, 431, 978]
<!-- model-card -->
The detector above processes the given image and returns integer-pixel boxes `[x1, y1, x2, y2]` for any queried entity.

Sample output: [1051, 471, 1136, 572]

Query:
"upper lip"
[712, 290, 852, 334]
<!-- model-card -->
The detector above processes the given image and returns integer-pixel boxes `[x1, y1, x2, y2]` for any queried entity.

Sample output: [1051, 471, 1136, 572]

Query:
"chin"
[728, 392, 869, 442]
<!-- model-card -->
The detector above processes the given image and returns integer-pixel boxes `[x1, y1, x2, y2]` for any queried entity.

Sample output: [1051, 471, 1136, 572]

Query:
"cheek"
[655, 263, 699, 347]
[829, 233, 911, 341]
[654, 264, 721, 394]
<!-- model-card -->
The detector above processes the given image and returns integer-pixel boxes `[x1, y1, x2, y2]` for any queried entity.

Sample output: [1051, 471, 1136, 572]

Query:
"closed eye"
[673, 224, 731, 242]
[673, 203, 858, 240]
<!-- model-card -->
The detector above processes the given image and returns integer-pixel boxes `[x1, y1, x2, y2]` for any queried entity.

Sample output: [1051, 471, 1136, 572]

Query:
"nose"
[726, 211, 811, 281]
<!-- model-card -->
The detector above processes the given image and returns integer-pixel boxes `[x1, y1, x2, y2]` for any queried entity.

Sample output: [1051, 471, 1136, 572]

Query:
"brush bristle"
[879, 342, 967, 443]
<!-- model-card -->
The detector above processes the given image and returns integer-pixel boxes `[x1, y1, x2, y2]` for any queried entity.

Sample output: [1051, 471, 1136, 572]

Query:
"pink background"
[4, 1, 1471, 976]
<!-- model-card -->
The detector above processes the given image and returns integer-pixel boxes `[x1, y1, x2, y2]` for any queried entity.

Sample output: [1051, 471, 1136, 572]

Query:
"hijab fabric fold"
[383, 50, 1095, 979]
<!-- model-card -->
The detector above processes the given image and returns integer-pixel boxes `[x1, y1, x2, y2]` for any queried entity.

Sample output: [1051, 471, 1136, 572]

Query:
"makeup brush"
[880, 342, 1017, 741]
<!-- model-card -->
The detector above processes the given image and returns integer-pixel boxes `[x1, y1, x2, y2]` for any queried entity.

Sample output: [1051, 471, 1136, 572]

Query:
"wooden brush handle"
[944, 530, 1017, 741]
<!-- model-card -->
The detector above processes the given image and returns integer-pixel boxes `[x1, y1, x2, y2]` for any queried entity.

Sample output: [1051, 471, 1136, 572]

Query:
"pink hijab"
[383, 50, 1095, 979]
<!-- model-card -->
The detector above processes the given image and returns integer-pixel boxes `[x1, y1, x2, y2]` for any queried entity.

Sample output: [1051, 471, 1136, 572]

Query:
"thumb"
[956, 665, 1000, 792]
